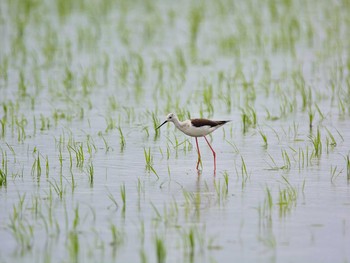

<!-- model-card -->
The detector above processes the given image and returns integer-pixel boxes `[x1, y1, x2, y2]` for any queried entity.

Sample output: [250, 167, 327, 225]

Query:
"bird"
[156, 113, 230, 172]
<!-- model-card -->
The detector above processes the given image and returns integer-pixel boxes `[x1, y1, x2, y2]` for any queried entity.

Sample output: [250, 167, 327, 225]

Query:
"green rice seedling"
[298, 147, 305, 170]
[167, 165, 171, 178]
[178, 226, 197, 262]
[308, 109, 314, 130]
[315, 104, 325, 120]
[203, 84, 214, 116]
[120, 183, 126, 212]
[98, 132, 112, 152]
[63, 67, 74, 90]
[0, 167, 7, 187]
[139, 248, 148, 263]
[70, 170, 76, 193]
[159, 147, 164, 159]
[155, 235, 166, 263]
[265, 186, 273, 212]
[108, 96, 118, 112]
[188, 4, 203, 49]
[223, 171, 229, 194]
[0, 56, 8, 84]
[325, 128, 337, 153]
[133, 53, 145, 81]
[279, 93, 296, 118]
[309, 128, 322, 158]
[72, 205, 80, 230]
[241, 107, 257, 133]
[346, 154, 350, 181]
[137, 178, 145, 197]
[175, 47, 187, 74]
[86, 135, 97, 158]
[0, 150, 8, 187]
[105, 116, 116, 133]
[31, 151, 42, 184]
[144, 147, 159, 178]
[290, 122, 303, 141]
[18, 71, 27, 97]
[48, 179, 65, 200]
[103, 53, 110, 83]
[81, 68, 96, 97]
[281, 149, 291, 170]
[187, 228, 195, 261]
[241, 156, 248, 179]
[152, 112, 160, 138]
[277, 176, 298, 217]
[266, 152, 283, 170]
[182, 190, 196, 218]
[142, 126, 150, 138]
[0, 118, 5, 138]
[123, 107, 135, 123]
[338, 98, 346, 116]
[264, 107, 279, 121]
[257, 186, 273, 228]
[150, 202, 162, 222]
[8, 200, 34, 253]
[214, 179, 221, 203]
[87, 163, 94, 187]
[166, 145, 170, 160]
[106, 188, 119, 210]
[258, 128, 268, 147]
[235, 156, 249, 189]
[68, 142, 85, 168]
[40, 114, 51, 131]
[306, 145, 311, 167]
[118, 126, 126, 151]
[116, 57, 129, 85]
[144, 147, 153, 168]
[15, 115, 27, 142]
[225, 139, 239, 154]
[335, 128, 344, 142]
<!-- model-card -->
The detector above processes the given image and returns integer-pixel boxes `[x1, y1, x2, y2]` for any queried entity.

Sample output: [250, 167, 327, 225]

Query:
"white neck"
[172, 116, 183, 129]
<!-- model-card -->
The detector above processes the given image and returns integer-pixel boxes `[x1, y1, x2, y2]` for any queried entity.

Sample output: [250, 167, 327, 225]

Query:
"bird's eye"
[169, 116, 172, 119]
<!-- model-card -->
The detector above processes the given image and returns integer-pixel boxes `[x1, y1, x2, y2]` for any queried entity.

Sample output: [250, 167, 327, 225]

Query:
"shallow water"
[1, 0, 350, 262]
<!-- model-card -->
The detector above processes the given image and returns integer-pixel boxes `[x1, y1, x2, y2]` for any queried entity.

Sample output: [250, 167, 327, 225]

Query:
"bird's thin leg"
[195, 137, 201, 170]
[204, 136, 216, 171]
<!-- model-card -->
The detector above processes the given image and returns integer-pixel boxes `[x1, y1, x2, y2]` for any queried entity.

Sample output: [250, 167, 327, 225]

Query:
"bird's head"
[156, 113, 176, 129]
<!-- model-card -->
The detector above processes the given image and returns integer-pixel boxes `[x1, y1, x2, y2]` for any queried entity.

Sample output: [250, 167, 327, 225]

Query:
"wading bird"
[157, 113, 230, 172]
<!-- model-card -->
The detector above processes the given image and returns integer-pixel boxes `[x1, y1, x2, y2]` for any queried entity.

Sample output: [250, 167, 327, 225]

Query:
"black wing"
[191, 119, 230, 127]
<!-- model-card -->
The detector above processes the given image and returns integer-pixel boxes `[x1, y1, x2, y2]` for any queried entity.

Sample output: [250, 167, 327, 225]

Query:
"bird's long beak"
[156, 120, 167, 129]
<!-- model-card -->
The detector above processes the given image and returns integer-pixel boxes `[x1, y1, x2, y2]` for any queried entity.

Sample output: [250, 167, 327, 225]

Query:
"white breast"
[179, 120, 218, 137]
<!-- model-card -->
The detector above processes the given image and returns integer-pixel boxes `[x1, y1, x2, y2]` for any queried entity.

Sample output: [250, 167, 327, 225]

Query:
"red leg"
[204, 136, 216, 171]
[195, 137, 201, 170]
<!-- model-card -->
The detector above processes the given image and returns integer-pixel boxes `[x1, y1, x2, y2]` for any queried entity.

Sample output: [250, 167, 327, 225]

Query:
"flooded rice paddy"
[1, 0, 350, 262]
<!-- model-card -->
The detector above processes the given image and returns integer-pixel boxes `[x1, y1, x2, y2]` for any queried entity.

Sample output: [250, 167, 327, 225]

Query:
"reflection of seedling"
[330, 165, 342, 183]
[277, 176, 298, 217]
[155, 235, 166, 263]
[144, 147, 159, 178]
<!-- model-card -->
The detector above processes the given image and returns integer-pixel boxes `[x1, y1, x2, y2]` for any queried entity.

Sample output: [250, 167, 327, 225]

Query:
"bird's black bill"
[156, 120, 167, 129]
